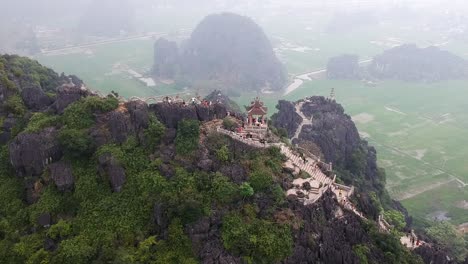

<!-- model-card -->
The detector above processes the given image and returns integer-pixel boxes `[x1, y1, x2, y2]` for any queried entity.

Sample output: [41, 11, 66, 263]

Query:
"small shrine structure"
[244, 97, 268, 135]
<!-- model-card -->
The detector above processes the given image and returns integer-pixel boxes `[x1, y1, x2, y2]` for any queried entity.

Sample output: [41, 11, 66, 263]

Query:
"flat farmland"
[36, 38, 183, 99]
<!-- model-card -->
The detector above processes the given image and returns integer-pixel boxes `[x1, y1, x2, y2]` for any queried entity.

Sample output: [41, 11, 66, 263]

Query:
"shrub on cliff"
[222, 212, 293, 263]
[175, 119, 200, 155]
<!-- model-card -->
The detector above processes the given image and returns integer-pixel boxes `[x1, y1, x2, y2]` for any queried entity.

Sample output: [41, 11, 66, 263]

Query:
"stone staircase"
[216, 125, 397, 233]
[378, 214, 392, 233]
[291, 101, 313, 142]
[280, 145, 333, 186]
[217, 127, 363, 208]
[217, 126, 334, 194]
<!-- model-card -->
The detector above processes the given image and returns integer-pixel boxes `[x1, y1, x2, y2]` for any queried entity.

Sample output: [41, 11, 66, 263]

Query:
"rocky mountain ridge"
[0, 54, 464, 263]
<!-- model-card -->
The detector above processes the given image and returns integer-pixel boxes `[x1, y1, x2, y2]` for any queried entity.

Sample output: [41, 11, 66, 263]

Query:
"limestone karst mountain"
[153, 13, 287, 93]
[0, 55, 462, 263]
[325, 45, 468, 82]
[326, 54, 361, 80]
[368, 44, 468, 81]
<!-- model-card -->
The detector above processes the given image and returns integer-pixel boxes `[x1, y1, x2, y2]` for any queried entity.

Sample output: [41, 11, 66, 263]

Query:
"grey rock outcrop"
[187, 214, 242, 264]
[90, 101, 150, 147]
[153, 202, 168, 234]
[151, 103, 227, 128]
[219, 164, 247, 184]
[271, 100, 302, 137]
[0, 115, 18, 144]
[299, 97, 360, 165]
[125, 100, 150, 143]
[0, 81, 18, 105]
[48, 161, 74, 192]
[37, 212, 52, 228]
[20, 86, 53, 111]
[98, 153, 126, 192]
[53, 85, 89, 114]
[125, 100, 150, 131]
[284, 191, 369, 264]
[414, 245, 456, 264]
[108, 110, 134, 144]
[9, 127, 61, 177]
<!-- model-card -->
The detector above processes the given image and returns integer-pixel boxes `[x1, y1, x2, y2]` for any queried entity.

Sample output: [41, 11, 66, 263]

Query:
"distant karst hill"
[326, 45, 468, 82]
[368, 44, 468, 82]
[153, 13, 287, 93]
[326, 54, 360, 79]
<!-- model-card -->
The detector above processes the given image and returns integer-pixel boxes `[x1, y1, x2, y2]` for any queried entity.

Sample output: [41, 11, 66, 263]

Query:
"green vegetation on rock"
[175, 119, 200, 155]
[61, 96, 119, 129]
[4, 94, 26, 116]
[0, 55, 460, 263]
[426, 221, 467, 261]
[222, 212, 293, 263]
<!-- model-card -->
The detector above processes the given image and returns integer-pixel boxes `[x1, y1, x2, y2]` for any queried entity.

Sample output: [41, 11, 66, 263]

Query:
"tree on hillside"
[426, 221, 467, 261]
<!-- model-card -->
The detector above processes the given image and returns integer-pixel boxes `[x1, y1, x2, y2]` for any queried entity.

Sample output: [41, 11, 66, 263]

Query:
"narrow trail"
[291, 101, 312, 142]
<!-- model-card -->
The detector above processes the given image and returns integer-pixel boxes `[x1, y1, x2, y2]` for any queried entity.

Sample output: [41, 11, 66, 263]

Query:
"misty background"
[1, 0, 467, 54]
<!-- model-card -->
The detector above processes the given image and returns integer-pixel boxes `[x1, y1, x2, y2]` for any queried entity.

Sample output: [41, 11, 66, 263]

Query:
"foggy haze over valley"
[0, 0, 467, 263]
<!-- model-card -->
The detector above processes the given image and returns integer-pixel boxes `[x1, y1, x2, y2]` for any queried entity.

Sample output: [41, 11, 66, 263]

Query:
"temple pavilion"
[244, 97, 268, 135]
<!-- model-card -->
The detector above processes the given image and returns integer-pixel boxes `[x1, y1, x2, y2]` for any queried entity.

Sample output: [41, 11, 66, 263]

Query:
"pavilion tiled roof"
[247, 98, 268, 115]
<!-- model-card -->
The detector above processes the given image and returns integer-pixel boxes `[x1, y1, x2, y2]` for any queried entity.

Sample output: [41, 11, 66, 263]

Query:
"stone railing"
[378, 214, 393, 233]
[280, 145, 333, 186]
[333, 183, 355, 197]
[244, 125, 268, 131]
[295, 146, 332, 171]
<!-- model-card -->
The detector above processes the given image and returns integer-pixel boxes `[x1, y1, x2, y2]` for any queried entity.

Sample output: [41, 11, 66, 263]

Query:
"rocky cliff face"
[52, 84, 90, 114]
[299, 97, 361, 166]
[415, 245, 458, 264]
[271, 100, 302, 138]
[273, 97, 361, 166]
[185, 187, 414, 264]
[9, 127, 61, 178]
[48, 161, 75, 192]
[271, 97, 388, 220]
[151, 102, 227, 128]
